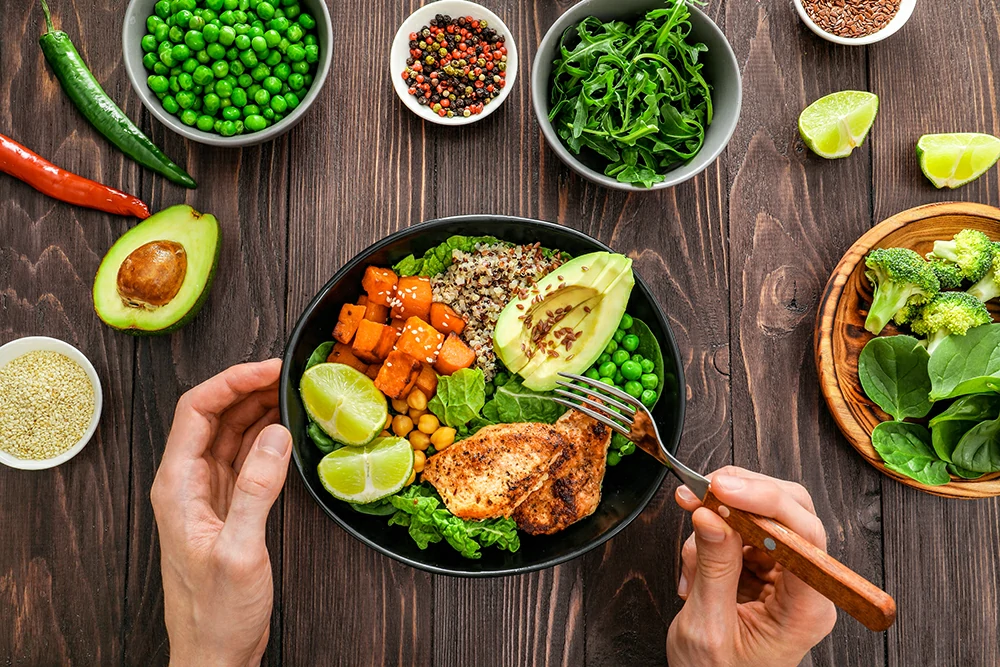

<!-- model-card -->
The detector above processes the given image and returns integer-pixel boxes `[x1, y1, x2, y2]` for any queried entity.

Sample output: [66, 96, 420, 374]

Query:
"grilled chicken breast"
[513, 409, 612, 535]
[422, 423, 569, 520]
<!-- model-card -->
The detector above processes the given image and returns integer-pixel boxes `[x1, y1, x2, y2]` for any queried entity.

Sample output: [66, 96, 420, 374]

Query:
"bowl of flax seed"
[0, 337, 102, 471]
[793, 0, 916, 45]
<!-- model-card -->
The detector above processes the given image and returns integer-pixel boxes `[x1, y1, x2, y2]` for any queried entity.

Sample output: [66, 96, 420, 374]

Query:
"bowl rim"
[121, 0, 334, 147]
[389, 0, 519, 126]
[530, 1, 742, 192]
[791, 0, 917, 46]
[279, 214, 686, 576]
[0, 336, 103, 471]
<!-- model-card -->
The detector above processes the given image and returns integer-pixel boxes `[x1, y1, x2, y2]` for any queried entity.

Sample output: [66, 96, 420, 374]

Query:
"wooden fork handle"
[701, 490, 897, 632]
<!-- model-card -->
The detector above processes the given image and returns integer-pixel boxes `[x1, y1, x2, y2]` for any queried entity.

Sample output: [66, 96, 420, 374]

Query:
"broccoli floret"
[864, 247, 940, 335]
[893, 300, 925, 326]
[910, 291, 991, 354]
[967, 242, 1000, 302]
[929, 259, 965, 289]
[927, 229, 995, 283]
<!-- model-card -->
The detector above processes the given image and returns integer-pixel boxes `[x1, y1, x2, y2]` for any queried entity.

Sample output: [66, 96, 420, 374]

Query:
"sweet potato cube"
[430, 302, 466, 336]
[415, 363, 438, 398]
[357, 295, 368, 306]
[391, 276, 433, 320]
[434, 333, 476, 375]
[375, 323, 400, 360]
[352, 319, 389, 363]
[390, 317, 406, 332]
[375, 350, 422, 400]
[362, 266, 398, 307]
[327, 342, 369, 373]
[394, 316, 444, 365]
[363, 301, 390, 323]
[333, 303, 367, 344]
[365, 364, 380, 380]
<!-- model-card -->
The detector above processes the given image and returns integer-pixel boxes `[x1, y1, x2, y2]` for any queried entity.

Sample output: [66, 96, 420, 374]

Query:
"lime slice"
[917, 133, 1000, 189]
[798, 91, 879, 159]
[317, 437, 414, 503]
[300, 362, 387, 446]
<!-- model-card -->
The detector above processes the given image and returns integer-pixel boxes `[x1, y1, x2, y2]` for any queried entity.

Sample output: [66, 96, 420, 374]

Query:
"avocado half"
[93, 204, 221, 335]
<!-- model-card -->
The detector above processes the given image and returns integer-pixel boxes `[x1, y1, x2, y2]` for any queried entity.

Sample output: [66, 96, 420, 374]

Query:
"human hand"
[666, 467, 838, 667]
[151, 359, 290, 667]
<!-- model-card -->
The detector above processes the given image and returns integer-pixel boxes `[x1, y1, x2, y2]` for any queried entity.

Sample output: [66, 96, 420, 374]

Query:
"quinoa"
[0, 351, 95, 460]
[431, 242, 565, 381]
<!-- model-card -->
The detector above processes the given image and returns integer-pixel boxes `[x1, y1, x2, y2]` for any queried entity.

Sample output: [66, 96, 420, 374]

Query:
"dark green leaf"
[350, 498, 397, 516]
[947, 463, 986, 480]
[307, 420, 338, 454]
[870, 421, 950, 486]
[928, 323, 1000, 400]
[951, 417, 1000, 473]
[305, 341, 334, 372]
[930, 419, 976, 463]
[928, 393, 1000, 427]
[485, 378, 566, 424]
[858, 336, 933, 421]
[427, 368, 487, 428]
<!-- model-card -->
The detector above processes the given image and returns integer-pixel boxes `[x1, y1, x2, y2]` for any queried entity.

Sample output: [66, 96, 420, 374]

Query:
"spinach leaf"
[930, 419, 976, 463]
[305, 341, 334, 372]
[307, 421, 338, 454]
[951, 417, 1000, 473]
[427, 368, 486, 428]
[858, 336, 933, 421]
[928, 393, 1000, 427]
[948, 463, 986, 480]
[393, 235, 500, 277]
[928, 323, 1000, 400]
[485, 378, 567, 424]
[350, 498, 397, 516]
[870, 421, 950, 486]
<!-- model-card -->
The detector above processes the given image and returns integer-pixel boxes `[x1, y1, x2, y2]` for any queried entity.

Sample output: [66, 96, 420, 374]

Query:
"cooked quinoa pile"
[0, 351, 95, 460]
[431, 242, 564, 381]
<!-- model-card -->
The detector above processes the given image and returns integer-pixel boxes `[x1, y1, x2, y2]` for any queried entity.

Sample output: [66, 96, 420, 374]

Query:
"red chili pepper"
[0, 133, 149, 218]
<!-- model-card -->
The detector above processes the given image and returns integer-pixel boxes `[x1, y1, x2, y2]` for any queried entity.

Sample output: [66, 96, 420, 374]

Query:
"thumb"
[222, 424, 292, 550]
[684, 507, 744, 622]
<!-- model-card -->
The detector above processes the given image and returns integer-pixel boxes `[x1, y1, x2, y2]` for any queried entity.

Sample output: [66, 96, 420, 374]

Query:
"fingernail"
[677, 573, 689, 597]
[259, 425, 290, 456]
[713, 475, 745, 492]
[677, 485, 697, 503]
[695, 520, 726, 543]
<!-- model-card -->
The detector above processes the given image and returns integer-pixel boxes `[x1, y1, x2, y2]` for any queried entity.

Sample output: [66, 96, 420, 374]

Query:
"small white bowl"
[390, 0, 518, 126]
[792, 0, 916, 45]
[0, 337, 103, 471]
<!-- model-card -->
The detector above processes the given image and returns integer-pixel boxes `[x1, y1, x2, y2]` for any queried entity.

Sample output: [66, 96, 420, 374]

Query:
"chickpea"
[407, 388, 428, 411]
[409, 407, 426, 422]
[418, 414, 440, 434]
[405, 469, 416, 486]
[392, 414, 414, 437]
[413, 450, 426, 473]
[391, 398, 409, 413]
[431, 427, 456, 449]
[384, 414, 393, 430]
[380, 430, 391, 437]
[409, 430, 431, 451]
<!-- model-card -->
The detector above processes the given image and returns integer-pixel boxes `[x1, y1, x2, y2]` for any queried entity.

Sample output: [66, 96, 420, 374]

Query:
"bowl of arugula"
[532, 0, 741, 190]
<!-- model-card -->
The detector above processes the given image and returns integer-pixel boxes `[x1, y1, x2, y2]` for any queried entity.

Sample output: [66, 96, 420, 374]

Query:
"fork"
[552, 372, 897, 633]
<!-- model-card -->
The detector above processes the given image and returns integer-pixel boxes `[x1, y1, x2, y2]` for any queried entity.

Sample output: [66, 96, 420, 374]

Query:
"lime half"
[917, 133, 1000, 189]
[300, 362, 387, 446]
[317, 437, 414, 503]
[799, 91, 879, 159]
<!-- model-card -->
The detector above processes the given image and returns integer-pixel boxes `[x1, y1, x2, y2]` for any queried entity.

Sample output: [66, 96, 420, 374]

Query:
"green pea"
[285, 4, 300, 19]
[640, 359, 655, 374]
[212, 60, 229, 78]
[277, 37, 290, 54]
[189, 15, 206, 30]
[182, 57, 198, 73]
[161, 94, 179, 113]
[155, 0, 171, 18]
[201, 25, 218, 44]
[180, 109, 198, 126]
[225, 46, 239, 60]
[215, 79, 233, 97]
[607, 451, 621, 467]
[640, 374, 658, 391]
[287, 43, 306, 61]
[249, 25, 264, 38]
[233, 9, 248, 23]
[206, 42, 226, 60]
[584, 368, 601, 381]
[613, 371, 624, 386]
[243, 103, 260, 115]
[184, 30, 205, 51]
[640, 389, 657, 408]
[234, 33, 250, 50]
[620, 441, 636, 456]
[155, 23, 170, 42]
[219, 10, 236, 25]
[621, 360, 642, 381]
[168, 76, 180, 93]
[597, 353, 611, 365]
[253, 88, 270, 105]
[291, 60, 308, 74]
[599, 376, 615, 386]
[604, 340, 618, 355]
[178, 72, 194, 90]
[195, 48, 211, 64]
[169, 25, 185, 42]
[251, 63, 270, 80]
[263, 29, 281, 47]
[226, 88, 244, 107]
[245, 114, 267, 131]
[159, 50, 176, 67]
[611, 349, 629, 366]
[214, 119, 224, 133]
[153, 62, 169, 75]
[619, 314, 633, 330]
[281, 83, 290, 95]
[264, 50, 282, 66]
[249, 35, 267, 52]
[147, 74, 170, 93]
[304, 44, 319, 63]
[286, 23, 303, 43]
[624, 381, 643, 399]
[230, 60, 246, 76]
[176, 90, 196, 108]
[598, 361, 617, 378]
[142, 52, 159, 71]
[240, 49, 258, 67]
[621, 334, 639, 352]
[284, 91, 299, 109]
[203, 93, 221, 112]
[141, 34, 158, 53]
[175, 9, 193, 26]
[196, 114, 215, 131]
[202, 9, 218, 21]
[298, 12, 315, 29]
[613, 329, 626, 343]
[218, 25, 236, 45]
[206, 0, 224, 9]
[257, 2, 275, 19]
[220, 120, 238, 136]
[287, 72, 304, 90]
[262, 76, 282, 94]
[303, 34, 316, 46]
[221, 105, 241, 120]
[238, 73, 253, 87]
[224, 0, 239, 8]
[247, 83, 261, 97]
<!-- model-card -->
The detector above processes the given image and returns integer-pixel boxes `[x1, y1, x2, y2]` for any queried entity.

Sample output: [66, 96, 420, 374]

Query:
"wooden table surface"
[3, 1, 1000, 665]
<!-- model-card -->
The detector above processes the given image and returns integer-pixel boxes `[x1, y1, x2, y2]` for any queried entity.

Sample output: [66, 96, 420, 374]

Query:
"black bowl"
[279, 215, 686, 576]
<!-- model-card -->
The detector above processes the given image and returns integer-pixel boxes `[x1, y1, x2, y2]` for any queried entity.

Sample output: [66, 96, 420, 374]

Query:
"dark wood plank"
[870, 1, 1000, 664]
[723, 3, 887, 665]
[0, 2, 139, 663]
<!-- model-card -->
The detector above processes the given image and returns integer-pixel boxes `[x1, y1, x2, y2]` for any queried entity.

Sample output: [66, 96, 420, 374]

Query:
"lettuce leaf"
[483, 378, 566, 424]
[393, 235, 500, 277]
[428, 368, 486, 428]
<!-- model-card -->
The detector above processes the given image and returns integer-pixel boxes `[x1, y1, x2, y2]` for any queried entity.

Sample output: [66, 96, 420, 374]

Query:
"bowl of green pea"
[123, 0, 332, 146]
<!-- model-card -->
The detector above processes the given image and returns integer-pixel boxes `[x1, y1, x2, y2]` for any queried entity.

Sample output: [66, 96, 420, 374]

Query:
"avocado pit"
[116, 240, 188, 309]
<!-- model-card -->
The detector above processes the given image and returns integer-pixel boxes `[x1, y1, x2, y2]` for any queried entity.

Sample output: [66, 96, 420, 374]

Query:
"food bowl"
[531, 0, 741, 191]
[279, 216, 686, 576]
[122, 0, 333, 147]
[815, 202, 1000, 499]
[389, 0, 518, 126]
[0, 336, 103, 471]
[792, 0, 916, 46]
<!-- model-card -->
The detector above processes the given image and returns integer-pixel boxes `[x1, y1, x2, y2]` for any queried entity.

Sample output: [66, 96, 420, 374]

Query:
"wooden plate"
[815, 202, 1000, 499]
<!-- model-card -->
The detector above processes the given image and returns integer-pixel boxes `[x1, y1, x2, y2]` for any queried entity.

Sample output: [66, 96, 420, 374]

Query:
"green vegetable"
[427, 368, 486, 428]
[393, 235, 500, 277]
[548, 1, 712, 188]
[304, 340, 334, 371]
[967, 242, 1000, 302]
[928, 393, 1000, 427]
[862, 247, 939, 335]
[947, 463, 985, 480]
[931, 419, 977, 463]
[483, 378, 567, 424]
[857, 336, 933, 421]
[951, 417, 1000, 473]
[609, 317, 664, 454]
[303, 341, 338, 453]
[870, 421, 950, 486]
[926, 229, 995, 283]
[909, 292, 990, 354]
[350, 498, 397, 516]
[927, 323, 1000, 400]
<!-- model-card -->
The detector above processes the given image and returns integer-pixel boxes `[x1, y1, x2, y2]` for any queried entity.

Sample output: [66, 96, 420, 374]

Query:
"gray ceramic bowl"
[532, 0, 742, 191]
[122, 0, 333, 147]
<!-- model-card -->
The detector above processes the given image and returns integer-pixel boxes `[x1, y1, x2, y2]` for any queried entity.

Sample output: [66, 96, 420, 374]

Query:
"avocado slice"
[93, 205, 221, 335]
[494, 252, 634, 391]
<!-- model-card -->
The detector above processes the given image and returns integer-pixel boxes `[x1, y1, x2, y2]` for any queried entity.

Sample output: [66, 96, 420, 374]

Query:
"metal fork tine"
[554, 389, 635, 425]
[555, 381, 636, 415]
[558, 372, 643, 410]
[550, 398, 632, 437]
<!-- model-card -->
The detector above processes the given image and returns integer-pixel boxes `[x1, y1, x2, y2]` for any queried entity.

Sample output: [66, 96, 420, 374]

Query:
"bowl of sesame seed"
[0, 337, 102, 471]
[792, 0, 916, 45]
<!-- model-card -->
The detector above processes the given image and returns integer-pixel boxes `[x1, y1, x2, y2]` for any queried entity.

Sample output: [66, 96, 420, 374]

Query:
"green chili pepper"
[38, 1, 196, 189]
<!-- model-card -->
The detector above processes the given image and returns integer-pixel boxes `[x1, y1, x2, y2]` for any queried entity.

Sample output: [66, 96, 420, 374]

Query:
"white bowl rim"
[791, 0, 917, 46]
[121, 0, 334, 147]
[389, 0, 518, 126]
[0, 337, 103, 471]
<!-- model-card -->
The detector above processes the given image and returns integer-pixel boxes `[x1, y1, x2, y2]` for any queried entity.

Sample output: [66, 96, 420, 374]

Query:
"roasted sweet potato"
[375, 350, 422, 399]
[352, 319, 389, 363]
[365, 364, 380, 380]
[415, 363, 438, 398]
[395, 316, 444, 365]
[327, 342, 369, 373]
[364, 301, 390, 323]
[362, 266, 398, 307]
[333, 303, 366, 344]
[390, 317, 406, 332]
[391, 276, 433, 320]
[429, 302, 466, 335]
[357, 295, 368, 306]
[375, 323, 400, 360]
[434, 333, 476, 375]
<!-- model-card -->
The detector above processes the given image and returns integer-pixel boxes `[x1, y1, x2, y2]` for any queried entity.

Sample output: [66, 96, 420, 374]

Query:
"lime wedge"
[317, 437, 414, 503]
[917, 133, 1000, 189]
[300, 362, 387, 446]
[798, 91, 879, 159]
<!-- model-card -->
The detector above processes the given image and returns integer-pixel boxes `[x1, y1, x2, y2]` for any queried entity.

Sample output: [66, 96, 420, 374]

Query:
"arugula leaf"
[427, 368, 487, 428]
[870, 421, 950, 486]
[858, 335, 933, 421]
[484, 378, 566, 424]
